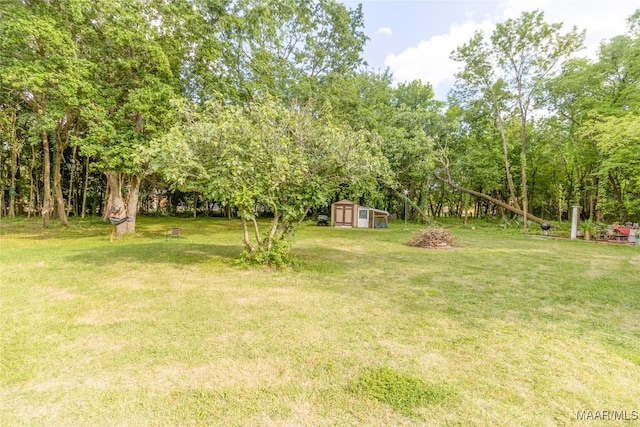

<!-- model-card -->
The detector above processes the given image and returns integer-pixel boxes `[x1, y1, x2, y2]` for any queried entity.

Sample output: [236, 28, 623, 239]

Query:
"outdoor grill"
[540, 222, 551, 236]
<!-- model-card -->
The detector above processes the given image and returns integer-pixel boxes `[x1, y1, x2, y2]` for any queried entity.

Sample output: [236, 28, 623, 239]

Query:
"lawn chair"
[166, 227, 181, 240]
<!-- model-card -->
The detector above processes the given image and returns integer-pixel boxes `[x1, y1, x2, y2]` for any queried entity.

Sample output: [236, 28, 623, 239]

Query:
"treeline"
[1, 1, 639, 237]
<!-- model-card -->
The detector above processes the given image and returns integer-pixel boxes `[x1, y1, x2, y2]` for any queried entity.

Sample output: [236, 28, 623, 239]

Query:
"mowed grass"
[1, 216, 639, 426]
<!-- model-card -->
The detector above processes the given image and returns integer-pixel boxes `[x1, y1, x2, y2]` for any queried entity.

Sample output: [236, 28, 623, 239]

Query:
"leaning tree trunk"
[434, 173, 549, 226]
[41, 130, 54, 228]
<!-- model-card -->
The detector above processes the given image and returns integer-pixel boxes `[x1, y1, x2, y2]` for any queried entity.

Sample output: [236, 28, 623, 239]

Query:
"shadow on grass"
[66, 242, 244, 266]
[0, 224, 108, 240]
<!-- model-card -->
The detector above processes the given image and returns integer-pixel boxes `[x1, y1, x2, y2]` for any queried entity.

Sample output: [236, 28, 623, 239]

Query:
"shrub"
[239, 238, 297, 268]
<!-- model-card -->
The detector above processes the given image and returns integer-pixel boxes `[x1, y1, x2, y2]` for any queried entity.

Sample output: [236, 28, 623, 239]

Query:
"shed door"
[335, 205, 353, 226]
[358, 208, 369, 228]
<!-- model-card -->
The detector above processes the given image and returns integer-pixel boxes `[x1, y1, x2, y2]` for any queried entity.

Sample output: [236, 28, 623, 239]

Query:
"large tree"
[0, 0, 94, 226]
[77, 0, 194, 237]
[149, 97, 388, 263]
[451, 10, 584, 230]
[544, 10, 640, 222]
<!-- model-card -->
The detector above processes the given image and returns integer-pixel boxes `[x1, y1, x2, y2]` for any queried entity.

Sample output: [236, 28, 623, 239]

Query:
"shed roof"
[361, 206, 389, 216]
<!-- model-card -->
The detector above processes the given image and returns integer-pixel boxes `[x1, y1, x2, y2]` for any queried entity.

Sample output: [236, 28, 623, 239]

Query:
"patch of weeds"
[350, 366, 451, 415]
[169, 388, 221, 422]
[601, 335, 640, 366]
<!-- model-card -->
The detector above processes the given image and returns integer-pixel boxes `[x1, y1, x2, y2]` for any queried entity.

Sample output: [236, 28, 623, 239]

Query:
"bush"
[239, 238, 297, 268]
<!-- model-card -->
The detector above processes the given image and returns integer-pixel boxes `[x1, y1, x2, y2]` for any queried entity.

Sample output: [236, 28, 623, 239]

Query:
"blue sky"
[341, 0, 639, 99]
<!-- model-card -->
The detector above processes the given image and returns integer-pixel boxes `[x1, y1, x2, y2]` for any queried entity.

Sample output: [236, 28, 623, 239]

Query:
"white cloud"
[384, 19, 494, 97]
[377, 26, 392, 35]
[499, 0, 636, 59]
[384, 0, 638, 99]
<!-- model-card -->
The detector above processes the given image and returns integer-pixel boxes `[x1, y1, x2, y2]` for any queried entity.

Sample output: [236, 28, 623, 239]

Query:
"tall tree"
[0, 0, 93, 226]
[452, 33, 520, 209]
[451, 10, 584, 230]
[77, 0, 193, 237]
[544, 9, 640, 222]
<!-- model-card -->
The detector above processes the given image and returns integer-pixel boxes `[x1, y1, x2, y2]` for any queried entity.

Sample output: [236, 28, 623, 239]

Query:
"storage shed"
[330, 199, 389, 228]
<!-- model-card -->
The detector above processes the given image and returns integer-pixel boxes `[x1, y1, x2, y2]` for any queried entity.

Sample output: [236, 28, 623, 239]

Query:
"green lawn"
[1, 217, 639, 426]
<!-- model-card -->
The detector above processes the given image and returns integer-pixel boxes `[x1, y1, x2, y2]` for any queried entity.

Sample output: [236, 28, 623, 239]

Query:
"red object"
[613, 227, 631, 236]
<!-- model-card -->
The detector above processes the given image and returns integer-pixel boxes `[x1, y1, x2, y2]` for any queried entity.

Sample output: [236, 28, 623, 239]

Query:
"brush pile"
[407, 227, 456, 249]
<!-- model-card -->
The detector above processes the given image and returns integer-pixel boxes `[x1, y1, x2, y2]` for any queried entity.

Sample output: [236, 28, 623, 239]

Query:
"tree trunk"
[266, 210, 280, 250]
[41, 130, 54, 227]
[6, 107, 19, 218]
[27, 144, 37, 219]
[608, 172, 628, 222]
[103, 176, 112, 222]
[104, 171, 140, 237]
[492, 99, 520, 210]
[81, 156, 89, 218]
[105, 171, 127, 238]
[8, 149, 18, 218]
[252, 217, 262, 245]
[521, 149, 529, 233]
[463, 193, 469, 225]
[434, 173, 549, 226]
[0, 146, 4, 219]
[123, 175, 140, 234]
[242, 218, 256, 252]
[67, 145, 77, 216]
[53, 138, 68, 226]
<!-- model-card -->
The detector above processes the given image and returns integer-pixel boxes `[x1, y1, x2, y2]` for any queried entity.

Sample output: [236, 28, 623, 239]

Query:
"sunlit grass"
[1, 216, 639, 426]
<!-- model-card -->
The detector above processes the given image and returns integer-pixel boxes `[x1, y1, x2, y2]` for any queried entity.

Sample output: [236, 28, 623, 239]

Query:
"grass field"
[1, 216, 639, 426]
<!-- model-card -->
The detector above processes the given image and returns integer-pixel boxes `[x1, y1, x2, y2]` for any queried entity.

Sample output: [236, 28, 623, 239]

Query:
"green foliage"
[239, 238, 297, 268]
[2, 0, 640, 236]
[75, 0, 189, 175]
[148, 96, 390, 254]
[213, 0, 367, 102]
[580, 219, 597, 234]
[351, 367, 450, 415]
[451, 9, 585, 229]
[580, 114, 640, 220]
